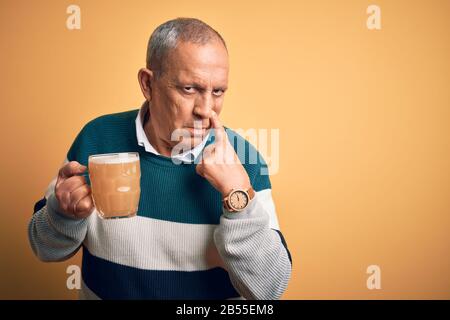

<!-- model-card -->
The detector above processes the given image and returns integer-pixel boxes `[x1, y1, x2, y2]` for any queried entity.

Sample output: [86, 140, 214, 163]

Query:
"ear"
[138, 68, 154, 101]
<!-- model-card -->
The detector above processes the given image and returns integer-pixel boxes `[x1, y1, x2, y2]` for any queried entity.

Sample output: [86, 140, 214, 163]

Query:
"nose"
[193, 94, 214, 119]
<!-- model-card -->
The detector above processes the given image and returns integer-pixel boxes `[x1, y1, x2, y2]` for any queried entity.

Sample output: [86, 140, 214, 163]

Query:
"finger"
[224, 143, 238, 165]
[201, 144, 215, 165]
[56, 176, 87, 214]
[56, 189, 71, 214]
[59, 175, 87, 193]
[73, 195, 94, 218]
[210, 111, 226, 145]
[69, 184, 91, 208]
[59, 161, 87, 179]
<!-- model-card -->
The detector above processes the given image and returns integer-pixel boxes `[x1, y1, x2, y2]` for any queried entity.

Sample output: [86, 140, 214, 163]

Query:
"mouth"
[186, 126, 208, 129]
[185, 127, 208, 134]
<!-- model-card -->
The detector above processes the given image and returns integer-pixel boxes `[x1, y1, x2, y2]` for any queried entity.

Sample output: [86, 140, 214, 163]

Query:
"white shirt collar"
[135, 102, 210, 163]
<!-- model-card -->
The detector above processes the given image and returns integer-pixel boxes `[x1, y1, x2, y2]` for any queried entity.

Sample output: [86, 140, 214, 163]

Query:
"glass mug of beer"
[88, 152, 141, 219]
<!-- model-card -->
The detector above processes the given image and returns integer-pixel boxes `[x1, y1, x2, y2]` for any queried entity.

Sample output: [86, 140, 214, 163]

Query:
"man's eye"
[183, 86, 195, 93]
[213, 89, 224, 97]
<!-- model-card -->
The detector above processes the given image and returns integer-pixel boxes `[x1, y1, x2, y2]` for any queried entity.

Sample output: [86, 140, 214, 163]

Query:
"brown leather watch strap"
[247, 186, 255, 200]
[222, 186, 255, 212]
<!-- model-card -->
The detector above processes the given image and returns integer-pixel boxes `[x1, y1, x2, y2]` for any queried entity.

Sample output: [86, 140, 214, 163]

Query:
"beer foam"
[89, 153, 139, 164]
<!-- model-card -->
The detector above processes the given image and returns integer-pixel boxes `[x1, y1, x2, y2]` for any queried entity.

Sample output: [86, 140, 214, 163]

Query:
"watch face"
[229, 190, 249, 211]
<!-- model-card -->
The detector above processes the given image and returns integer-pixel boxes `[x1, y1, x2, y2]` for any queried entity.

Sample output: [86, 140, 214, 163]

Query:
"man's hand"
[55, 161, 94, 219]
[196, 111, 251, 197]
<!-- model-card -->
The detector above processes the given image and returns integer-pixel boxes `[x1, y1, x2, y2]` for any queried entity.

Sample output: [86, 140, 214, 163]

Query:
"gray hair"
[146, 17, 227, 77]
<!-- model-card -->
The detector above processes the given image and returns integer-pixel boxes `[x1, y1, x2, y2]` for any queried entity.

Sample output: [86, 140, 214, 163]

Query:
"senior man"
[28, 17, 292, 300]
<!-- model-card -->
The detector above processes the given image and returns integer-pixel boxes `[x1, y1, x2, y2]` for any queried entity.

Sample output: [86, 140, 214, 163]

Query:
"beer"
[88, 153, 140, 219]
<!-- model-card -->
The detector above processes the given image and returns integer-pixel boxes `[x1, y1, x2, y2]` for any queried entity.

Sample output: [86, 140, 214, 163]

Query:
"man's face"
[149, 40, 229, 150]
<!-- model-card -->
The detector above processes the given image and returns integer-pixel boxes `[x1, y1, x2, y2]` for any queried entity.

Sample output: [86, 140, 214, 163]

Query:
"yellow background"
[1, 0, 449, 299]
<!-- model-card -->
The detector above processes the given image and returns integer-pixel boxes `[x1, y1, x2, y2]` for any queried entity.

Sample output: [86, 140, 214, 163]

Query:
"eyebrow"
[175, 80, 228, 91]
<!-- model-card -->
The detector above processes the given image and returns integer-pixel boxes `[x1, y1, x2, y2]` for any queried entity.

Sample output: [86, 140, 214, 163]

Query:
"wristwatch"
[222, 187, 255, 212]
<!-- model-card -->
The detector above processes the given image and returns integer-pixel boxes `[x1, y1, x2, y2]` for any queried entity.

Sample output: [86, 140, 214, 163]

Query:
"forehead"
[164, 41, 229, 85]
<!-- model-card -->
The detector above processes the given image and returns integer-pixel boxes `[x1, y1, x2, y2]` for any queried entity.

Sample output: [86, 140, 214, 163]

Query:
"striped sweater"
[28, 109, 292, 300]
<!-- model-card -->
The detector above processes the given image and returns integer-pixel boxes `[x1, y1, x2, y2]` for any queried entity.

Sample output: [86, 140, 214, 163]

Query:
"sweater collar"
[135, 101, 211, 163]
